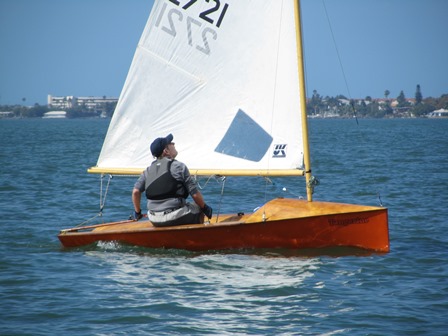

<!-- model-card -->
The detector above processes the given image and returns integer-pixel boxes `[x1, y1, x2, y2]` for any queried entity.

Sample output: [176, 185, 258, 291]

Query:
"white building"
[0, 111, 14, 118]
[428, 108, 448, 118]
[47, 95, 118, 110]
[43, 111, 67, 118]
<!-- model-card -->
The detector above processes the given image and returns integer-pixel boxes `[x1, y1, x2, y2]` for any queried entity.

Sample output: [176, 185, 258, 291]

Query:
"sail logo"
[273, 144, 287, 158]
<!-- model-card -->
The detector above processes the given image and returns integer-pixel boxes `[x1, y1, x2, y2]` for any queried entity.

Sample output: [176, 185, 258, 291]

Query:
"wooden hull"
[58, 198, 389, 253]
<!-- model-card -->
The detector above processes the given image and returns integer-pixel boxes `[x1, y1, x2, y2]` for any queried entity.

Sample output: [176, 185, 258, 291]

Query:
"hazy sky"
[1, 0, 447, 105]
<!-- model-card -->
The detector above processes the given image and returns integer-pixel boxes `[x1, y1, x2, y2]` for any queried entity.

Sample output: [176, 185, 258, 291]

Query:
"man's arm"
[132, 188, 143, 220]
[132, 188, 142, 212]
[192, 190, 212, 219]
[191, 191, 205, 208]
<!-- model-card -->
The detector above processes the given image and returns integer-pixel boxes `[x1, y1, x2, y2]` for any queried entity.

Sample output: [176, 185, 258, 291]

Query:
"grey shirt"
[134, 159, 199, 212]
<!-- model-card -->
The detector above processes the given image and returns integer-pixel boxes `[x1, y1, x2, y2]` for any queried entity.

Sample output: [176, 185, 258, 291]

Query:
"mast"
[294, 0, 313, 202]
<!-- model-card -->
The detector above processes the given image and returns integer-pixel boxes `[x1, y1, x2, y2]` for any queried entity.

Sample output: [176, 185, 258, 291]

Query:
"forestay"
[91, 0, 305, 176]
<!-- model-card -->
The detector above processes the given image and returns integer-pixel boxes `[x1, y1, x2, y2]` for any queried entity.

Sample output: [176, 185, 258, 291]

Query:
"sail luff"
[294, 0, 313, 202]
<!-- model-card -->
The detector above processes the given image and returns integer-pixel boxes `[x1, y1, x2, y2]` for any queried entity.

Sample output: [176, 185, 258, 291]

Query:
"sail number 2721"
[154, 0, 229, 56]
[168, 0, 229, 28]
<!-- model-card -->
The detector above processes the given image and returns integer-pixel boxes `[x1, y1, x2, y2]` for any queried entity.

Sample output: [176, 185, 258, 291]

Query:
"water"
[1, 118, 447, 335]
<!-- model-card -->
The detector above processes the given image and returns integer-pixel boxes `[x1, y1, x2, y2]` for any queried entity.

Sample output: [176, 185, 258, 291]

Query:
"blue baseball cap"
[150, 133, 173, 157]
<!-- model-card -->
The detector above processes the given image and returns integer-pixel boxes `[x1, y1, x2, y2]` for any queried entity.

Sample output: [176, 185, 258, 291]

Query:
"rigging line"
[267, 0, 286, 157]
[99, 174, 113, 213]
[100, 173, 104, 213]
[215, 176, 226, 224]
[377, 192, 383, 207]
[195, 174, 226, 224]
[75, 213, 103, 227]
[196, 174, 215, 190]
[260, 0, 287, 220]
[73, 173, 111, 227]
[263, 176, 270, 219]
[321, 0, 359, 125]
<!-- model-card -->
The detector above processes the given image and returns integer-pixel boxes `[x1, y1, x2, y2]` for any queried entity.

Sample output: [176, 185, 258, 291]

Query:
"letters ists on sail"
[155, 0, 230, 55]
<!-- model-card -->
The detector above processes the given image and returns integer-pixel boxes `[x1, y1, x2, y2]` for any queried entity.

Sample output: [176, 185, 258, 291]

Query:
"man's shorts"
[148, 203, 203, 227]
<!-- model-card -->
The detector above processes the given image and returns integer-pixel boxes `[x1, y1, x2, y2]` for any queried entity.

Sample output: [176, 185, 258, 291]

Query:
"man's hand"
[134, 210, 143, 220]
[201, 203, 213, 219]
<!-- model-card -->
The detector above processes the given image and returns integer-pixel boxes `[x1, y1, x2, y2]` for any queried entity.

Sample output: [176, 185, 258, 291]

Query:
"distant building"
[47, 95, 118, 111]
[0, 111, 14, 118]
[428, 108, 448, 118]
[43, 111, 67, 119]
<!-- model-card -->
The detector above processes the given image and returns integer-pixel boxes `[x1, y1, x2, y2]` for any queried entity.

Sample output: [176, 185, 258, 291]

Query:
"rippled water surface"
[1, 118, 447, 335]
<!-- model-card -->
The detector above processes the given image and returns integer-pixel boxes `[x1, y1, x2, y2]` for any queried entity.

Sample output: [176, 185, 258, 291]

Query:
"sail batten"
[95, 0, 304, 174]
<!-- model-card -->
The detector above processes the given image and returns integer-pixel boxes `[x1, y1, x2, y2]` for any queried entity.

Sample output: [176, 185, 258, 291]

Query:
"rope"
[215, 176, 226, 223]
[377, 192, 383, 207]
[74, 213, 104, 227]
[196, 174, 216, 190]
[260, 177, 272, 222]
[322, 0, 358, 124]
[99, 174, 113, 214]
[74, 173, 114, 227]
[196, 174, 226, 224]
[308, 176, 319, 194]
[307, 175, 320, 195]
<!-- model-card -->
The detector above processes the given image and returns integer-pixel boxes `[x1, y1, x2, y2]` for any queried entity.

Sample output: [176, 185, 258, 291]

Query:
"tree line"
[1, 85, 447, 118]
[0, 101, 118, 119]
[307, 85, 447, 118]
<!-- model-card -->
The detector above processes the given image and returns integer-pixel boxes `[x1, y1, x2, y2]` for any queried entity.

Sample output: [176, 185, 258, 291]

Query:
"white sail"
[93, 0, 304, 176]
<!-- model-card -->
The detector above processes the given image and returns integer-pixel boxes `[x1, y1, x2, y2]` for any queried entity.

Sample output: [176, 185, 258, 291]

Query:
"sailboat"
[58, 0, 389, 253]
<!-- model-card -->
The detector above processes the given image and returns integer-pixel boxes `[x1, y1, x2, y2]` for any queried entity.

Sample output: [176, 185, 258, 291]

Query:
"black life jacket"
[144, 158, 188, 200]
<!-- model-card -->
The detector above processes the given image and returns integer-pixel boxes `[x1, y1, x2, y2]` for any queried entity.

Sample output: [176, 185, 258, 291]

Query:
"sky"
[0, 0, 447, 106]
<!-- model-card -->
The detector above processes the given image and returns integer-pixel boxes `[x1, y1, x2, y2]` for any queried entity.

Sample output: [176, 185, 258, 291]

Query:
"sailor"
[132, 133, 213, 227]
